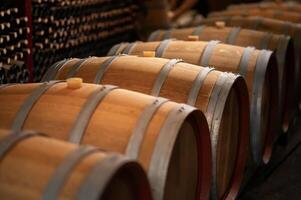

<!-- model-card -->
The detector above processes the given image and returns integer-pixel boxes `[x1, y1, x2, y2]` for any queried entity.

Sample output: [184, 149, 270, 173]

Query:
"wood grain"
[0, 82, 211, 200]
[0, 130, 152, 200]
[43, 55, 249, 200]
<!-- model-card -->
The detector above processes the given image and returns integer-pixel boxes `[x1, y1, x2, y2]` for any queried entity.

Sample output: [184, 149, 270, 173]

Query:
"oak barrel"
[227, 2, 301, 13]
[138, 0, 170, 38]
[108, 40, 279, 167]
[208, 9, 301, 24]
[0, 82, 211, 200]
[148, 26, 295, 132]
[42, 55, 249, 200]
[198, 16, 301, 112]
[0, 129, 152, 200]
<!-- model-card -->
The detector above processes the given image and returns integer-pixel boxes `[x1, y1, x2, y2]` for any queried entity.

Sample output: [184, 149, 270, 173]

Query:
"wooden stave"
[208, 9, 301, 24]
[138, 0, 170, 39]
[0, 82, 211, 200]
[147, 26, 295, 133]
[43, 55, 250, 200]
[107, 41, 279, 166]
[227, 2, 301, 13]
[199, 16, 301, 114]
[0, 130, 152, 200]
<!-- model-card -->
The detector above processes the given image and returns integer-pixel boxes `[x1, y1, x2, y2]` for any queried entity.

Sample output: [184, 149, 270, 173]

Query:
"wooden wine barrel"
[207, 0, 234, 12]
[138, 0, 170, 38]
[198, 16, 301, 112]
[108, 40, 279, 166]
[0, 130, 152, 200]
[227, 1, 301, 13]
[208, 9, 301, 24]
[0, 82, 211, 200]
[41, 56, 250, 200]
[148, 26, 295, 132]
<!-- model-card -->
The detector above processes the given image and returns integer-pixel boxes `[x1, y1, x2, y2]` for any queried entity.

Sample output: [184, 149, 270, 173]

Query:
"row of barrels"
[41, 55, 249, 199]
[0, 26, 292, 200]
[2, 2, 301, 200]
[0, 80, 213, 200]
[0, 129, 152, 200]
[99, 0, 301, 199]
[2, 58, 244, 199]
[0, 47, 287, 199]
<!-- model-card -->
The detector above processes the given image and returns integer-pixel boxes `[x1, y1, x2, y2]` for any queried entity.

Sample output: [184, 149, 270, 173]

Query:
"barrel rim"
[209, 74, 249, 200]
[222, 75, 250, 199]
[76, 154, 153, 200]
[148, 104, 211, 200]
[255, 51, 279, 165]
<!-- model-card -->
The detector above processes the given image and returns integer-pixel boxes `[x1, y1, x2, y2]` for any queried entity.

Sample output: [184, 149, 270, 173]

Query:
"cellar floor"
[240, 112, 301, 200]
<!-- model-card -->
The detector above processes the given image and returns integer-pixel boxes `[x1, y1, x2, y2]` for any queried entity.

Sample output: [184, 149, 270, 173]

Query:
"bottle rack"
[0, 0, 32, 83]
[1, 0, 139, 82]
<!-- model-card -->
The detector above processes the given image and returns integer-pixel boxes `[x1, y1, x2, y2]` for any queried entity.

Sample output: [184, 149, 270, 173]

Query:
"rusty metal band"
[41, 59, 68, 81]
[227, 27, 241, 44]
[238, 47, 255, 77]
[187, 67, 215, 106]
[0, 131, 45, 160]
[200, 40, 220, 66]
[107, 43, 124, 56]
[191, 25, 206, 36]
[162, 30, 172, 40]
[94, 55, 123, 84]
[69, 85, 118, 144]
[148, 103, 196, 200]
[260, 32, 273, 49]
[155, 39, 173, 57]
[42, 145, 98, 200]
[250, 50, 272, 164]
[67, 57, 95, 78]
[151, 59, 183, 96]
[11, 81, 63, 132]
[148, 30, 162, 41]
[75, 154, 130, 200]
[208, 73, 238, 199]
[126, 97, 169, 159]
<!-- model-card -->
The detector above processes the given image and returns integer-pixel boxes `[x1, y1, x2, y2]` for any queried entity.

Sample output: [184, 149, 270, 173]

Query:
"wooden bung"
[215, 21, 225, 29]
[143, 51, 156, 57]
[0, 82, 212, 200]
[199, 16, 301, 115]
[107, 40, 279, 169]
[0, 129, 152, 200]
[42, 55, 250, 200]
[187, 35, 199, 41]
[147, 25, 295, 133]
[67, 77, 83, 89]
